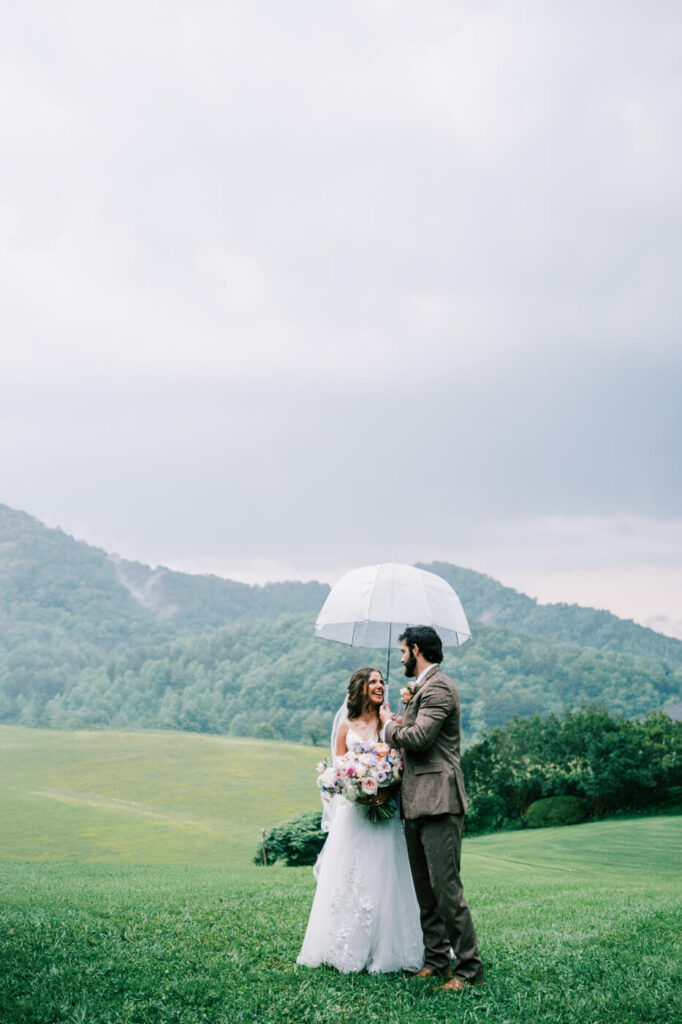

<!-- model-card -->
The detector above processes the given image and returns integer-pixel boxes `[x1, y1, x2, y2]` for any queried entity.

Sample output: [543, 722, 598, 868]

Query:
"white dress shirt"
[413, 663, 437, 689]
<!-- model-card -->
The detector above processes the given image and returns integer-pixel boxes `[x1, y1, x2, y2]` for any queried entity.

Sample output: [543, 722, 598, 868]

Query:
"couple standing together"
[297, 625, 483, 991]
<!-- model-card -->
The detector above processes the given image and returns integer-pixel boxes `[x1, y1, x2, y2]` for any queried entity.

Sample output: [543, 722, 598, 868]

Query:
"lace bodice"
[345, 724, 379, 748]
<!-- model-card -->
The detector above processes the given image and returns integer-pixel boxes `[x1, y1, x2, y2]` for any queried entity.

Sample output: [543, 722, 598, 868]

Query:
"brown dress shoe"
[410, 966, 439, 978]
[436, 975, 483, 992]
[436, 976, 467, 992]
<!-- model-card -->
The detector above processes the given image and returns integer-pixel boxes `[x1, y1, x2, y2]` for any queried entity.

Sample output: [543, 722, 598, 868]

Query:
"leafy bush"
[463, 708, 682, 828]
[526, 795, 587, 828]
[252, 722, 281, 740]
[255, 810, 325, 867]
[464, 790, 511, 835]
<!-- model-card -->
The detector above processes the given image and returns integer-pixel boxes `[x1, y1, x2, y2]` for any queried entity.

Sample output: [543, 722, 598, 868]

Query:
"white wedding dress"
[296, 727, 424, 974]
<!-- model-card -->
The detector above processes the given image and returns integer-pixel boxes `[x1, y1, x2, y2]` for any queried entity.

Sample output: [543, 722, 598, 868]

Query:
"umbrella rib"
[365, 566, 380, 625]
[418, 569, 432, 628]
[365, 566, 386, 647]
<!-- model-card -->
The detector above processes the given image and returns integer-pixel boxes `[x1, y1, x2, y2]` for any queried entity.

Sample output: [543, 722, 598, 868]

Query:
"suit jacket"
[384, 665, 468, 820]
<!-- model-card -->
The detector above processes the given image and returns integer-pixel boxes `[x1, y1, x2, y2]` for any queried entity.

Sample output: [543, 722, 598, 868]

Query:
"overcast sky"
[1, 1, 680, 637]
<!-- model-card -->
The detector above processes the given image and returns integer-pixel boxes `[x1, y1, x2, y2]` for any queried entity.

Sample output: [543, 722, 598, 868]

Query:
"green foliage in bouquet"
[526, 795, 588, 828]
[364, 796, 399, 823]
[255, 809, 324, 867]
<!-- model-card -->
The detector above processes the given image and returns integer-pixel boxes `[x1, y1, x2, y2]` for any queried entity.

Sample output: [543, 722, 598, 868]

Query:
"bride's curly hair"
[346, 667, 384, 723]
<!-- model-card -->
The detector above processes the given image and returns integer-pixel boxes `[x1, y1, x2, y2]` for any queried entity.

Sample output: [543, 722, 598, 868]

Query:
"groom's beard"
[403, 651, 417, 678]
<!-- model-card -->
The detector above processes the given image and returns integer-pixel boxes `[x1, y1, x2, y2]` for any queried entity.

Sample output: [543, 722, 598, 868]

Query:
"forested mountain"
[0, 505, 328, 642]
[0, 504, 327, 714]
[419, 562, 682, 665]
[1, 503, 681, 742]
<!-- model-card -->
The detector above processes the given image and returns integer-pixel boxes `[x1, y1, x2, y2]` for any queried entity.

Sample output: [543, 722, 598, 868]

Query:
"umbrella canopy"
[314, 562, 471, 649]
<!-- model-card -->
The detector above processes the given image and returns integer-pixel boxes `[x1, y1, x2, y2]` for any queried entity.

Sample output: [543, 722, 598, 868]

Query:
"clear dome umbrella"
[314, 562, 471, 701]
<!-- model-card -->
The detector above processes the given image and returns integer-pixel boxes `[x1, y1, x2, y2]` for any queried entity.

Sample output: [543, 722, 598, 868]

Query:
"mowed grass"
[1, 727, 680, 1024]
[0, 726, 321, 863]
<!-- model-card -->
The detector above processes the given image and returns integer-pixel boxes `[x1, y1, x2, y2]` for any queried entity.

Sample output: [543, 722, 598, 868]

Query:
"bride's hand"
[372, 789, 391, 806]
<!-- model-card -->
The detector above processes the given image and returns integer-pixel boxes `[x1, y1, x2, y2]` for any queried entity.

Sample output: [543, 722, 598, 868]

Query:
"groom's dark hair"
[399, 625, 443, 664]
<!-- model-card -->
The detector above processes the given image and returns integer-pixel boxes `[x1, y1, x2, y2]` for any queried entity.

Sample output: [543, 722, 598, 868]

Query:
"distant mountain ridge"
[1, 502, 681, 740]
[0, 503, 328, 645]
[1, 503, 678, 660]
[418, 562, 682, 666]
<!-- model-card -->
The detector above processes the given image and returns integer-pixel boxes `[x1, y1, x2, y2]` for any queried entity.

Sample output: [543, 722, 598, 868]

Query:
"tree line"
[9, 613, 682, 747]
[462, 705, 682, 834]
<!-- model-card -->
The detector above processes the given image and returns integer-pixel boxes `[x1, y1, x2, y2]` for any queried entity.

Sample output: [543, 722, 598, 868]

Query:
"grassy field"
[1, 726, 680, 1024]
[0, 726, 321, 863]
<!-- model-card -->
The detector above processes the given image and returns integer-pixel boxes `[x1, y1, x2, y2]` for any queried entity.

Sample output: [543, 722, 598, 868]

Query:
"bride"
[296, 667, 424, 974]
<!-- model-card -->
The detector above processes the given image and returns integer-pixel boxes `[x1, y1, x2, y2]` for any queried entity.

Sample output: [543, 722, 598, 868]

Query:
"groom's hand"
[379, 703, 392, 726]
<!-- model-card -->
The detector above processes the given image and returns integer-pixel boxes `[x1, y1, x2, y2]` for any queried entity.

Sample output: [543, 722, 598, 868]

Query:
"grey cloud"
[2, 1, 680, 389]
[1, 342, 679, 569]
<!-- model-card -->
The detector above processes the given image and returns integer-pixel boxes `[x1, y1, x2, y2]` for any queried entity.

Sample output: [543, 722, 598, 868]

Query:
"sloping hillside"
[0, 504, 328, 644]
[420, 561, 682, 664]
[0, 504, 327, 713]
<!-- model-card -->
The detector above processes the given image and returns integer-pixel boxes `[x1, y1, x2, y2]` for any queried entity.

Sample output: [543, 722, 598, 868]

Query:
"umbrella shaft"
[384, 622, 392, 704]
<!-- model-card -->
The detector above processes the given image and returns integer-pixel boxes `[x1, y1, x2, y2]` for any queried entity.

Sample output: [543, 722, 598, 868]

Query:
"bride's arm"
[335, 720, 349, 757]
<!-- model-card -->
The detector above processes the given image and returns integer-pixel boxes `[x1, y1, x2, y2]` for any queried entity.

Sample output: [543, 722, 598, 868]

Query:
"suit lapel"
[404, 666, 439, 719]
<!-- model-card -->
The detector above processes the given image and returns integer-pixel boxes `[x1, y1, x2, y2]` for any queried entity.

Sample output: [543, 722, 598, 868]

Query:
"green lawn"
[0, 726, 321, 863]
[1, 726, 680, 1023]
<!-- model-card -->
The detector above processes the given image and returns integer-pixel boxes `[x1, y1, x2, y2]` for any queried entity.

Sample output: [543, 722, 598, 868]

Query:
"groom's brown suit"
[384, 665, 483, 981]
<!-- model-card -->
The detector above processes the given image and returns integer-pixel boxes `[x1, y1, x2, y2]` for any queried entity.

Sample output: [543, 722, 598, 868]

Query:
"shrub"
[465, 790, 511, 836]
[252, 722, 281, 740]
[254, 810, 325, 867]
[526, 795, 587, 828]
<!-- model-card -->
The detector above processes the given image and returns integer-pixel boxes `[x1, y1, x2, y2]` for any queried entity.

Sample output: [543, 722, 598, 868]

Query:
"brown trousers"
[405, 813, 483, 980]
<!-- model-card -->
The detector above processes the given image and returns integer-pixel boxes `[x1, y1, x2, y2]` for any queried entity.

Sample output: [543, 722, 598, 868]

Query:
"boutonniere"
[400, 681, 423, 706]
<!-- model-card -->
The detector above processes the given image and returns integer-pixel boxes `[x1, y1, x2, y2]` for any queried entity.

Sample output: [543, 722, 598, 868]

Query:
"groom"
[380, 625, 483, 990]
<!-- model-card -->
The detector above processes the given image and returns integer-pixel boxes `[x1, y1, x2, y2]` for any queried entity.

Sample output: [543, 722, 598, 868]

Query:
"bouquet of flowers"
[317, 740, 403, 822]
